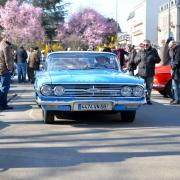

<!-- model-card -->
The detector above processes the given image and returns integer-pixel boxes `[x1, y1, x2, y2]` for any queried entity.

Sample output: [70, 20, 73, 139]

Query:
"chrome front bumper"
[36, 98, 146, 109]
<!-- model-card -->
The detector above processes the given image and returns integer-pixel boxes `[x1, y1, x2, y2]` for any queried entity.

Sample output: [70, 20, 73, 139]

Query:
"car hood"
[47, 69, 144, 84]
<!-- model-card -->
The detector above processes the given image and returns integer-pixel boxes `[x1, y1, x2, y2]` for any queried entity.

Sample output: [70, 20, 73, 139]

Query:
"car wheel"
[42, 110, 54, 124]
[121, 111, 136, 123]
[165, 80, 173, 98]
[158, 80, 173, 98]
[158, 90, 167, 97]
[56, 112, 65, 119]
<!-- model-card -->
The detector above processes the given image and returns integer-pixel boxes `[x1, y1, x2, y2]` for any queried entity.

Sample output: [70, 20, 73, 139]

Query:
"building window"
[171, 1, 174, 6]
[164, 4, 168, 10]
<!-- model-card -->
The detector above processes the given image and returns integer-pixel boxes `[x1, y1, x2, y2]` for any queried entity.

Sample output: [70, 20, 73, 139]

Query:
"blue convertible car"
[35, 51, 146, 124]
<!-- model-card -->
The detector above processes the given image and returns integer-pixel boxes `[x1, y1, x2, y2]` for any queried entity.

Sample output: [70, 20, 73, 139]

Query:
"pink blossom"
[56, 8, 119, 46]
[0, 0, 45, 45]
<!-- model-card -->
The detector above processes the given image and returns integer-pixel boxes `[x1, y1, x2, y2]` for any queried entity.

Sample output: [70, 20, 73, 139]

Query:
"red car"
[153, 65, 172, 97]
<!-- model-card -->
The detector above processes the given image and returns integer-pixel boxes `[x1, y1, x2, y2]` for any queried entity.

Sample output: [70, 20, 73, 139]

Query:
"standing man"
[0, 35, 14, 110]
[135, 39, 161, 104]
[28, 47, 39, 84]
[128, 45, 137, 76]
[103, 43, 112, 52]
[16, 45, 28, 83]
[27, 46, 34, 82]
[115, 44, 129, 69]
[168, 40, 180, 104]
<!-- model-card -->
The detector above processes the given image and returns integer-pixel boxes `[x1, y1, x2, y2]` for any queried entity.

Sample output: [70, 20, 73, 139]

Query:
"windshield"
[46, 53, 119, 71]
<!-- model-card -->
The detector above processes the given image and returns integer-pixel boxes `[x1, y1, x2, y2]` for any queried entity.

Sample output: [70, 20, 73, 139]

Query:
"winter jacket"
[116, 48, 129, 67]
[135, 47, 161, 77]
[28, 50, 39, 69]
[103, 47, 112, 52]
[172, 45, 180, 81]
[16, 47, 28, 63]
[128, 49, 137, 70]
[0, 40, 13, 75]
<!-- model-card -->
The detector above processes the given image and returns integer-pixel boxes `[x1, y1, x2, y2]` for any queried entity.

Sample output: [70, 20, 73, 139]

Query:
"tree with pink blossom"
[0, 0, 45, 45]
[56, 8, 120, 49]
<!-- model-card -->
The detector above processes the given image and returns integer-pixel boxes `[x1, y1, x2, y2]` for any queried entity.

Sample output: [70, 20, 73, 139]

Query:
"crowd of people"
[102, 39, 180, 106]
[14, 46, 45, 84]
[0, 34, 47, 111]
[102, 40, 161, 105]
[0, 34, 180, 111]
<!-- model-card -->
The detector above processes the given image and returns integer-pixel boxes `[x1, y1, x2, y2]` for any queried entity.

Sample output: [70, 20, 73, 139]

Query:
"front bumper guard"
[36, 99, 146, 107]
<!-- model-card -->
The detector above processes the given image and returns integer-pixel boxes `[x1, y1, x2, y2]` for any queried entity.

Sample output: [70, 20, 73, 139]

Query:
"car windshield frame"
[45, 52, 120, 71]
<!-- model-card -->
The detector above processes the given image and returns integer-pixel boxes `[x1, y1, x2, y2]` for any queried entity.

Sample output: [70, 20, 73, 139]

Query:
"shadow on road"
[0, 121, 9, 131]
[0, 145, 180, 169]
[1, 99, 180, 128]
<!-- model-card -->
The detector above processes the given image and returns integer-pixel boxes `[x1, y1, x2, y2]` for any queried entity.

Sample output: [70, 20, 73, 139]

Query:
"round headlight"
[41, 85, 52, 96]
[121, 86, 132, 97]
[133, 86, 144, 97]
[54, 86, 64, 96]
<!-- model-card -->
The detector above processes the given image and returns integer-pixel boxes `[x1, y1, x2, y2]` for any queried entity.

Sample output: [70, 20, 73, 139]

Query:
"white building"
[127, 0, 167, 46]
[158, 0, 180, 46]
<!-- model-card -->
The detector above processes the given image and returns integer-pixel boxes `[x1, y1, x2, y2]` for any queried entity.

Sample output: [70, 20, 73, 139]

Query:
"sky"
[66, 0, 143, 32]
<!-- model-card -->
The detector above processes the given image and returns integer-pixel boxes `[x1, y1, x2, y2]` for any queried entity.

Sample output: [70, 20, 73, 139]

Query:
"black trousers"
[28, 67, 35, 83]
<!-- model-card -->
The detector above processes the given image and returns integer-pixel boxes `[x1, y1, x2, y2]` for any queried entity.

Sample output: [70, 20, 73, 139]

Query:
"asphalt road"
[0, 81, 180, 180]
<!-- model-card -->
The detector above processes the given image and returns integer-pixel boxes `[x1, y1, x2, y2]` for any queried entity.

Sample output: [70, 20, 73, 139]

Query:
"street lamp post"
[168, 0, 171, 37]
[115, 0, 120, 38]
[176, 0, 180, 42]
[116, 0, 118, 23]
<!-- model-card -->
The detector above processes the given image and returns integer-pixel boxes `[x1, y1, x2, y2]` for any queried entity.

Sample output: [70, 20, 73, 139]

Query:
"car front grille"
[51, 84, 135, 97]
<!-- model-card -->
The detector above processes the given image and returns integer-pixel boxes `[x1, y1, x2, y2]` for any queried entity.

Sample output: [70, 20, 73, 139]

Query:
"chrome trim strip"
[43, 83, 144, 86]
[36, 99, 146, 106]
[153, 84, 165, 88]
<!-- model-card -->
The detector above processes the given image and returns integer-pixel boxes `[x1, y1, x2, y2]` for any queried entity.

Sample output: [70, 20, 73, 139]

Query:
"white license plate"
[75, 103, 112, 111]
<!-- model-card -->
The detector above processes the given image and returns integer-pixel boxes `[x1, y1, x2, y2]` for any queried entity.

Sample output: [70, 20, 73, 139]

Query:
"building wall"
[127, 0, 167, 46]
[127, 1, 146, 46]
[146, 0, 168, 45]
[132, 2, 146, 46]
[158, 0, 178, 46]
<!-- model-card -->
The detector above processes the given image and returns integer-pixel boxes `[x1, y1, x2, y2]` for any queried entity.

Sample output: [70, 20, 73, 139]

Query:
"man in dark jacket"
[103, 43, 112, 52]
[168, 40, 180, 104]
[162, 37, 174, 65]
[28, 47, 39, 84]
[128, 45, 137, 76]
[135, 39, 161, 104]
[0, 35, 14, 110]
[16, 45, 28, 83]
[116, 45, 129, 69]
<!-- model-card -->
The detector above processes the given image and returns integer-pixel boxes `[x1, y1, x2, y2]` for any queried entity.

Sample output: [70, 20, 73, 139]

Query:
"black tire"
[56, 112, 65, 119]
[158, 90, 167, 96]
[165, 80, 173, 98]
[42, 110, 54, 124]
[121, 111, 136, 123]
[158, 80, 173, 98]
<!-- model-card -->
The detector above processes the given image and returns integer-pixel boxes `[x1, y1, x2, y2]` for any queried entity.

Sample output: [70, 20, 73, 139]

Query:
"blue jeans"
[0, 72, 11, 108]
[143, 76, 154, 102]
[172, 79, 180, 102]
[17, 63, 27, 82]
